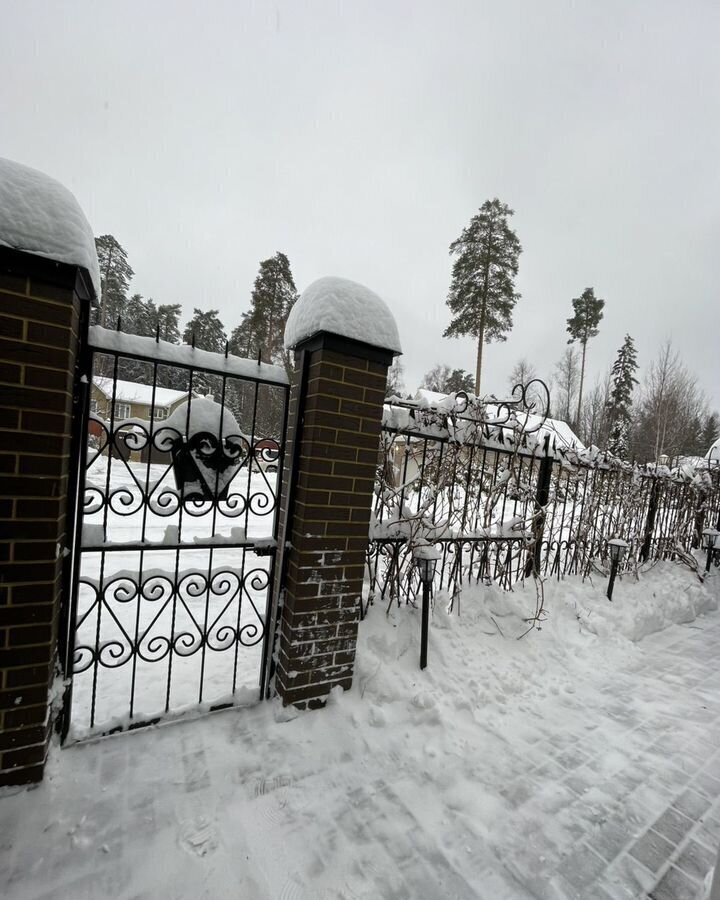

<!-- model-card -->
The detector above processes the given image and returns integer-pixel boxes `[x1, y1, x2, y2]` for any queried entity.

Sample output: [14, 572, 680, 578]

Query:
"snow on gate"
[61, 324, 290, 740]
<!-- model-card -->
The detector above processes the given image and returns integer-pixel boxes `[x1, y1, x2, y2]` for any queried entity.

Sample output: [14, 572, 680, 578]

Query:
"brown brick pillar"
[274, 333, 394, 708]
[0, 247, 93, 786]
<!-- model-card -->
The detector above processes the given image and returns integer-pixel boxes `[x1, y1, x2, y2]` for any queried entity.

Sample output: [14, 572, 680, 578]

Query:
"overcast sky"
[2, 1, 718, 408]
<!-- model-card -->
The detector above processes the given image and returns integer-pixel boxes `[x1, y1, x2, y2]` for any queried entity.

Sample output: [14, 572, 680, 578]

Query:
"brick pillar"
[274, 333, 394, 708]
[0, 247, 92, 786]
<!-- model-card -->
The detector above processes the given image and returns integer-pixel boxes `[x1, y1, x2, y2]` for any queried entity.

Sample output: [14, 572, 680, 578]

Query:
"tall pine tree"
[183, 309, 227, 398]
[154, 304, 185, 390]
[228, 253, 298, 437]
[156, 303, 182, 343]
[606, 334, 638, 458]
[566, 287, 605, 428]
[444, 199, 522, 396]
[95, 235, 134, 329]
[183, 308, 227, 352]
[117, 293, 158, 382]
[230, 252, 298, 375]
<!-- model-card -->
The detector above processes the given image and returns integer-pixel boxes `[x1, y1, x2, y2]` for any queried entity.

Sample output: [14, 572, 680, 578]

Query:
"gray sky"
[2, 1, 719, 408]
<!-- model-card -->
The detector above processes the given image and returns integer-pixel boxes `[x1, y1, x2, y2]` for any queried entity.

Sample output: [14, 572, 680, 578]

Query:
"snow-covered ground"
[2, 562, 720, 899]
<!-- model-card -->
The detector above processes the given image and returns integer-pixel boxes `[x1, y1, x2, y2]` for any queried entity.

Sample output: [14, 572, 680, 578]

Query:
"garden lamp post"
[413, 546, 439, 670]
[701, 527, 719, 574]
[606, 538, 629, 601]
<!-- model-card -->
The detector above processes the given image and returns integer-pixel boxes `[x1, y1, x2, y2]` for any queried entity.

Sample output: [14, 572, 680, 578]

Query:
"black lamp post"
[702, 527, 719, 574]
[413, 546, 438, 669]
[606, 538, 628, 601]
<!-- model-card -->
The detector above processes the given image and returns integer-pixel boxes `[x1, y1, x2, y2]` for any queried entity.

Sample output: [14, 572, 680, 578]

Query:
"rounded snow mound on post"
[284, 276, 402, 354]
[0, 157, 100, 297]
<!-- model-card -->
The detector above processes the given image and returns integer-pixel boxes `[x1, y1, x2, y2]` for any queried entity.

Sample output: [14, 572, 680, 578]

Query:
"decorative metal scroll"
[85, 415, 281, 520]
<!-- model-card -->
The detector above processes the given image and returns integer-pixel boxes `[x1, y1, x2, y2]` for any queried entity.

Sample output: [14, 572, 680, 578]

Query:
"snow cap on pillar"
[0, 157, 100, 299]
[284, 276, 402, 355]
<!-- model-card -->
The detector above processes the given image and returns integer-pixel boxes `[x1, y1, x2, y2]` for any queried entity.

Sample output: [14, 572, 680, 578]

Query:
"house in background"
[90, 377, 190, 462]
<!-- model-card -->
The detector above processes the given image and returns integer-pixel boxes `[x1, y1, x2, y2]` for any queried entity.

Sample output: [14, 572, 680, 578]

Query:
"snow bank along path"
[0, 157, 100, 296]
[2, 563, 720, 899]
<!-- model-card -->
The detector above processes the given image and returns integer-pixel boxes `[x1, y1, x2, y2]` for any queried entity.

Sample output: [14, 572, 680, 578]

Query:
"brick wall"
[274, 335, 392, 708]
[0, 247, 91, 786]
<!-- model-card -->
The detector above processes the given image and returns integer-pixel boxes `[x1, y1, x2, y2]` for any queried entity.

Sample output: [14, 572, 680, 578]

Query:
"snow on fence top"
[0, 157, 100, 297]
[382, 392, 717, 482]
[89, 326, 289, 386]
[284, 276, 402, 354]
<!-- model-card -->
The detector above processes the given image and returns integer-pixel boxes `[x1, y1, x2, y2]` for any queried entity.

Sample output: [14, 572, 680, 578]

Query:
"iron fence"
[60, 323, 290, 740]
[367, 392, 720, 613]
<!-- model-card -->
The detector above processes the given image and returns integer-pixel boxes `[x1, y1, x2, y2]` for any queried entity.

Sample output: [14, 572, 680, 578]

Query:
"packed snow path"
[1, 566, 719, 900]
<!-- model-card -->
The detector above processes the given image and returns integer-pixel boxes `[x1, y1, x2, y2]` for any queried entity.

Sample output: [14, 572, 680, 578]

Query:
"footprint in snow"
[411, 691, 436, 710]
[178, 815, 218, 857]
[368, 705, 386, 727]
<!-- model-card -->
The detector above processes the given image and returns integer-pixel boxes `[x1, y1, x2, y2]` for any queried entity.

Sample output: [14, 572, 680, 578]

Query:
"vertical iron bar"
[420, 581, 430, 670]
[58, 306, 92, 742]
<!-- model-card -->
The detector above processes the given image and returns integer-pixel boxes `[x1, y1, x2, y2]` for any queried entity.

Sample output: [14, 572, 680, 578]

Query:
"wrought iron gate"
[59, 323, 290, 741]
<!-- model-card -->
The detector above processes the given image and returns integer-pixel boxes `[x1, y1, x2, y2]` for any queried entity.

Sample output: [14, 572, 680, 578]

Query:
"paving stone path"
[1, 611, 720, 899]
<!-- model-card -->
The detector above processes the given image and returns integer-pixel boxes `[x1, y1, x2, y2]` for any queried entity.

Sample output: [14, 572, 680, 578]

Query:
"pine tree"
[228, 253, 298, 437]
[444, 199, 522, 396]
[231, 252, 298, 374]
[183, 308, 227, 353]
[122, 293, 157, 337]
[606, 335, 639, 458]
[155, 304, 185, 390]
[156, 303, 182, 343]
[95, 235, 134, 329]
[117, 293, 158, 382]
[446, 369, 475, 393]
[183, 309, 227, 398]
[566, 287, 605, 428]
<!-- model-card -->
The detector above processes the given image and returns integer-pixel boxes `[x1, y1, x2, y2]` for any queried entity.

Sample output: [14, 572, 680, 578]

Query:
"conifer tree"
[230, 252, 298, 375]
[155, 304, 184, 390]
[122, 293, 157, 337]
[606, 335, 638, 458]
[117, 293, 158, 382]
[228, 253, 298, 437]
[566, 287, 605, 428]
[183, 309, 227, 398]
[156, 304, 182, 343]
[95, 235, 134, 328]
[444, 199, 522, 396]
[183, 308, 227, 352]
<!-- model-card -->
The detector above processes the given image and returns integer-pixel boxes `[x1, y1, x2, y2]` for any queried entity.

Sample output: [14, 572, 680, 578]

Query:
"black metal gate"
[59, 323, 290, 741]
